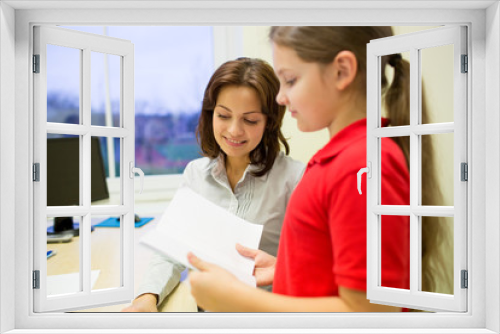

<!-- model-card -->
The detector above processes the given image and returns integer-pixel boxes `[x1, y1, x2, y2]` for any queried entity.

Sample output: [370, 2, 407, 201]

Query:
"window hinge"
[461, 270, 468, 289]
[33, 163, 40, 182]
[33, 270, 40, 289]
[461, 54, 468, 73]
[461, 162, 468, 181]
[33, 54, 40, 73]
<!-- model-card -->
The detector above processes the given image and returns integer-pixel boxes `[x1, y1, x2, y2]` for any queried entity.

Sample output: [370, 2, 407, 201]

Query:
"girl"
[122, 57, 305, 312]
[187, 26, 450, 312]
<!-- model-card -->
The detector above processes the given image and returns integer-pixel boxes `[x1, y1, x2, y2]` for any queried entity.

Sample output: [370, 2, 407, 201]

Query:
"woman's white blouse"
[136, 151, 305, 305]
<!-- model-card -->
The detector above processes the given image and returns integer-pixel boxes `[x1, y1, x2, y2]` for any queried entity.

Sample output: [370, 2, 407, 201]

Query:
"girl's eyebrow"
[216, 105, 262, 115]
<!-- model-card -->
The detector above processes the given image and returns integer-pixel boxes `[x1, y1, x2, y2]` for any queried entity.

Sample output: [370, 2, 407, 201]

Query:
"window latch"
[357, 162, 372, 195]
[129, 161, 144, 194]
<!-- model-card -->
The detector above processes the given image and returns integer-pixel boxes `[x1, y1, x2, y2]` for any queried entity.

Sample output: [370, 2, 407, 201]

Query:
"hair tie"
[388, 53, 402, 67]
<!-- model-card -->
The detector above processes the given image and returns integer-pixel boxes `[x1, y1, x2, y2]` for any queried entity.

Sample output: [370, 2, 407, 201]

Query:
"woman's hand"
[188, 252, 246, 312]
[236, 243, 276, 286]
[121, 293, 159, 312]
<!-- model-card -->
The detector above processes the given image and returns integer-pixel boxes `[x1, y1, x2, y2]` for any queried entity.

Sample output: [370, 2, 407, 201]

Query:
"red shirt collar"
[308, 118, 389, 167]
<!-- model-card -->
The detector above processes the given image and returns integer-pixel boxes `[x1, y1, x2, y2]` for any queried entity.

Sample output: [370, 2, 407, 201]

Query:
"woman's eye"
[217, 114, 230, 119]
[285, 78, 296, 86]
[244, 119, 259, 125]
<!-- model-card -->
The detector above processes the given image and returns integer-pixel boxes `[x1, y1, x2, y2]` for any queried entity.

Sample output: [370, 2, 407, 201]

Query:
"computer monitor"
[47, 136, 110, 235]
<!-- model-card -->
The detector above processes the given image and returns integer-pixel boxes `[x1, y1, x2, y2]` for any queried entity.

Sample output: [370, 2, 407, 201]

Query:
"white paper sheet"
[47, 270, 100, 296]
[140, 187, 263, 286]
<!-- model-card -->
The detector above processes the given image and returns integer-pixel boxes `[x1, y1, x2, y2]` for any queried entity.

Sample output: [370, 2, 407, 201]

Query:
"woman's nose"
[228, 120, 244, 136]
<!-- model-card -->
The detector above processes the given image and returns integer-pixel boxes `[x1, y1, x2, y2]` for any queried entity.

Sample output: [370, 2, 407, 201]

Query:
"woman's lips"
[224, 137, 246, 147]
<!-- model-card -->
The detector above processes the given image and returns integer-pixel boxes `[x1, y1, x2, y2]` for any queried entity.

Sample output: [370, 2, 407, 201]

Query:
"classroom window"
[51, 26, 214, 176]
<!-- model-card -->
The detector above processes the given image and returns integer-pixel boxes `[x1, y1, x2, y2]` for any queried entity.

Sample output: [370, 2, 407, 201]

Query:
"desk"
[46, 200, 198, 312]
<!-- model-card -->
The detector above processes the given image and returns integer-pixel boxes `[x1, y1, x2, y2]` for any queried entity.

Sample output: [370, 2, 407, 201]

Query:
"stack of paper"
[140, 187, 263, 286]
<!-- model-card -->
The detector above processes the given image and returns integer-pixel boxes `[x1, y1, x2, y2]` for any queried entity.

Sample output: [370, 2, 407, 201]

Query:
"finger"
[236, 243, 259, 259]
[187, 252, 210, 271]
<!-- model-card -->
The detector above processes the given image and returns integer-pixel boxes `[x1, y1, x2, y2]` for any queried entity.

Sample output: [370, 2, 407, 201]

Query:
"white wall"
[0, 2, 16, 333]
[485, 2, 500, 332]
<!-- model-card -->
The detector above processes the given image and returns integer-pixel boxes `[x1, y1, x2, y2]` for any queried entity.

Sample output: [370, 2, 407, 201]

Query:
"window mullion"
[409, 46, 420, 295]
[81, 47, 92, 295]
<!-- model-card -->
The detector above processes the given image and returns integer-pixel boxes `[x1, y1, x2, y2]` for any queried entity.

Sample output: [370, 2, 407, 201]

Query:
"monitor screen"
[47, 137, 110, 206]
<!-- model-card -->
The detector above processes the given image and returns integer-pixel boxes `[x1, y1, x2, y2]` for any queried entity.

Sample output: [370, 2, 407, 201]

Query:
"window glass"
[91, 215, 122, 291]
[421, 44, 454, 124]
[421, 133, 454, 206]
[47, 134, 80, 206]
[47, 216, 81, 296]
[91, 52, 121, 127]
[420, 216, 454, 295]
[58, 26, 214, 175]
[47, 44, 80, 124]
[381, 51, 410, 126]
[380, 215, 410, 290]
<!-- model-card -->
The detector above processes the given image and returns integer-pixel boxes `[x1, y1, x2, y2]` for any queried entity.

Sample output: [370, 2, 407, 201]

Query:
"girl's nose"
[276, 89, 288, 106]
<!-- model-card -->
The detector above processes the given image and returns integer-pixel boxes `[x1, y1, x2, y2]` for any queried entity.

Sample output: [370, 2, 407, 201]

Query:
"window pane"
[91, 215, 121, 291]
[380, 137, 410, 206]
[47, 44, 80, 124]
[381, 51, 410, 127]
[91, 136, 120, 205]
[421, 133, 454, 206]
[47, 135, 80, 206]
[380, 215, 410, 290]
[47, 216, 81, 296]
[63, 26, 213, 175]
[420, 216, 454, 295]
[91, 52, 121, 127]
[420, 44, 454, 124]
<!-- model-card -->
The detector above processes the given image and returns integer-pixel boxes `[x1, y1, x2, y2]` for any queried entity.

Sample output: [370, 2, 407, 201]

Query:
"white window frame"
[1, 1, 498, 333]
[33, 25, 136, 312]
[366, 26, 468, 312]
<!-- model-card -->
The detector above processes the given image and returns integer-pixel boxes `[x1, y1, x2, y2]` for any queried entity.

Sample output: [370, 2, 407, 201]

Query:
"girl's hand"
[121, 293, 158, 312]
[236, 243, 276, 286]
[188, 252, 244, 312]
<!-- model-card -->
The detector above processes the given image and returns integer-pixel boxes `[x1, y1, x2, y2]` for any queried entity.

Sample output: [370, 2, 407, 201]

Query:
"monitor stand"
[53, 217, 80, 237]
[47, 217, 94, 237]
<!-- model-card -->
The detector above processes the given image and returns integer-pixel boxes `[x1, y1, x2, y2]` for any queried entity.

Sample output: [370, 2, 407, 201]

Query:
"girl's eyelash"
[286, 78, 296, 86]
[244, 119, 258, 125]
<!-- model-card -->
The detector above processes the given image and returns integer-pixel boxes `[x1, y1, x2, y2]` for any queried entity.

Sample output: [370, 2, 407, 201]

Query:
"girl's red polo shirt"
[273, 118, 410, 297]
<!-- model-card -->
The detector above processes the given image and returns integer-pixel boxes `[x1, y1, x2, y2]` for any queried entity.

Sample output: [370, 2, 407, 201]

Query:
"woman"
[122, 57, 305, 312]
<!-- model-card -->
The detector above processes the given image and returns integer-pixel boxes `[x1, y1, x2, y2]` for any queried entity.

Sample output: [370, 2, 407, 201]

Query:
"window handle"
[357, 162, 371, 195]
[129, 161, 145, 194]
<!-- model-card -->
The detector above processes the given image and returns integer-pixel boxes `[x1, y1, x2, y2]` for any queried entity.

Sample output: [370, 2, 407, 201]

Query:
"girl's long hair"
[270, 26, 452, 295]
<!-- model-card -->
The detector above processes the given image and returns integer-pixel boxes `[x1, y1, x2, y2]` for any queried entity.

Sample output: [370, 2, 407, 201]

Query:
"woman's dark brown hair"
[196, 57, 289, 177]
[270, 26, 452, 295]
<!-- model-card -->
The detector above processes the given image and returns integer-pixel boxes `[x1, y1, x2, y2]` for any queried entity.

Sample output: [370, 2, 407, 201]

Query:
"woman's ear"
[331, 50, 358, 91]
